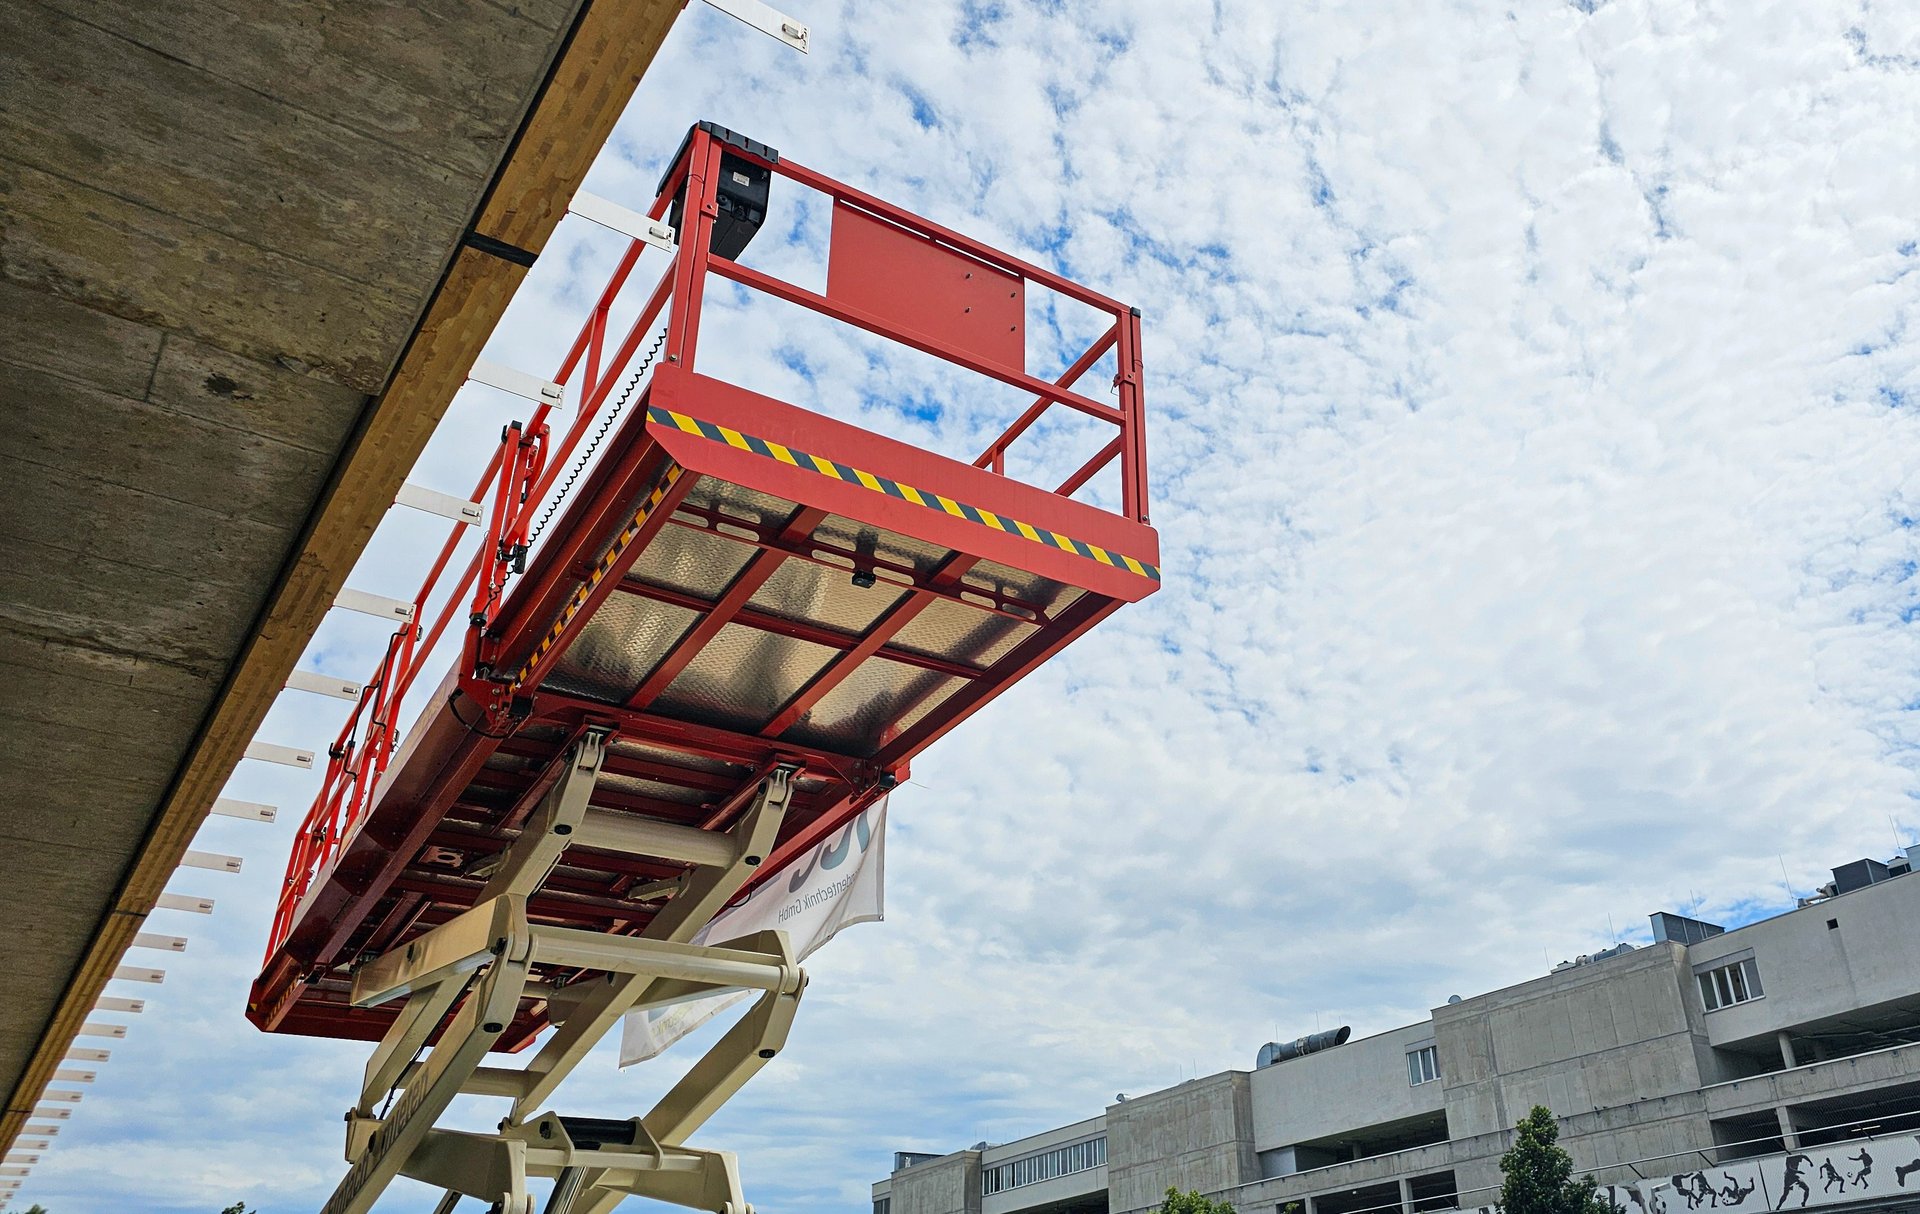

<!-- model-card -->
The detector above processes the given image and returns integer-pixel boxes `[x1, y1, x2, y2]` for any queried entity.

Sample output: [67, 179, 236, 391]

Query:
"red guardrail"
[264, 123, 1146, 961]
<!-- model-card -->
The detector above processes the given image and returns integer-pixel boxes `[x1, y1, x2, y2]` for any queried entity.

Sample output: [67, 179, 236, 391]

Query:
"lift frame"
[252, 121, 1158, 1214]
[322, 733, 803, 1214]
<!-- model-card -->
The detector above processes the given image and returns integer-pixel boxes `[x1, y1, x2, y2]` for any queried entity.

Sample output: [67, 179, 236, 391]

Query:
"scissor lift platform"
[248, 122, 1157, 1214]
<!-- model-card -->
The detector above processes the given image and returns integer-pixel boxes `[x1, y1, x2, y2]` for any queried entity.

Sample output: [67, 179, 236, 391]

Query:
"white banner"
[619, 798, 888, 1066]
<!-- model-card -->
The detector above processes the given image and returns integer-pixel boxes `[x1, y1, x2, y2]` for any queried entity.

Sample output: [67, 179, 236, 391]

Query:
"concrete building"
[875, 849, 1920, 1214]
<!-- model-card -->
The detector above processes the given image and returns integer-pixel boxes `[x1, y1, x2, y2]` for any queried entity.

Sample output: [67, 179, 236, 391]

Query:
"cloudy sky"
[23, 1, 1920, 1211]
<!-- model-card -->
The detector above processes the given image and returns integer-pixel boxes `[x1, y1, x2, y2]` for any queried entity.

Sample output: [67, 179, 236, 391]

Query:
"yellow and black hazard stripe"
[515, 463, 686, 686]
[647, 407, 1160, 582]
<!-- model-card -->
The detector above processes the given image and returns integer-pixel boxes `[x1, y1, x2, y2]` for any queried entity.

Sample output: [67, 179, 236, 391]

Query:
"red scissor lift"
[253, 123, 1158, 1214]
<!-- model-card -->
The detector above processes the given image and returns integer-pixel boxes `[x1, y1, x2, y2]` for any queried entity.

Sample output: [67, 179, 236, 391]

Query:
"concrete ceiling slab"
[0, 0, 686, 1148]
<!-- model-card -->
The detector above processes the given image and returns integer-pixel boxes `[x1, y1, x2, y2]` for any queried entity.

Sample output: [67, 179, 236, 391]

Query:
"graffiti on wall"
[1445, 1135, 1920, 1214]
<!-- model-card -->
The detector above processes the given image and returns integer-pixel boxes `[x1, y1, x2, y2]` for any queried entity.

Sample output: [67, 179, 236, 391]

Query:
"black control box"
[662, 121, 778, 261]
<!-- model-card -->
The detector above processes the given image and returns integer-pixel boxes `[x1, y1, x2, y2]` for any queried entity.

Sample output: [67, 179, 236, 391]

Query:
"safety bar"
[655, 127, 1149, 522]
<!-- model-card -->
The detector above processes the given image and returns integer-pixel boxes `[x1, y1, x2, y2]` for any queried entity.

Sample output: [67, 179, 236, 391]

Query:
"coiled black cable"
[528, 328, 668, 546]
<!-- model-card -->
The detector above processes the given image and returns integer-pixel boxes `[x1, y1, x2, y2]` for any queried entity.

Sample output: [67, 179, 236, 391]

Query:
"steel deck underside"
[249, 367, 1158, 1045]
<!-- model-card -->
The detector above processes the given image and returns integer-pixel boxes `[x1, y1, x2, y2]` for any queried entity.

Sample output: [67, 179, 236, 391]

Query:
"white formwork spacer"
[132, 932, 187, 953]
[469, 357, 565, 409]
[570, 191, 678, 253]
[286, 669, 364, 701]
[52, 1070, 94, 1084]
[155, 893, 215, 914]
[94, 997, 143, 1015]
[113, 966, 165, 984]
[76, 1023, 125, 1040]
[182, 850, 243, 874]
[212, 797, 277, 823]
[21, 1125, 61, 1136]
[395, 482, 486, 526]
[39, 1090, 81, 1105]
[65, 1046, 110, 1063]
[702, 0, 809, 51]
[333, 587, 417, 623]
[244, 740, 315, 770]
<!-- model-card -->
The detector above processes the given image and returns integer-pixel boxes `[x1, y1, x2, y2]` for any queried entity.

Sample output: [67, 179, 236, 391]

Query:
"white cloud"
[28, 1, 1920, 1211]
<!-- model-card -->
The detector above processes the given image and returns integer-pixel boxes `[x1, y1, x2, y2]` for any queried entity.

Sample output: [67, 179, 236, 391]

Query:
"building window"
[1407, 1045, 1439, 1086]
[875, 1200, 890, 1214]
[981, 1137, 1107, 1195]
[1697, 957, 1764, 1011]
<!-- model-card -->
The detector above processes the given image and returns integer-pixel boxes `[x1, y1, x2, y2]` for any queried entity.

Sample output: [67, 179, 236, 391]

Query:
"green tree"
[219, 1204, 255, 1214]
[1497, 1107, 1613, 1214]
[1159, 1187, 1236, 1214]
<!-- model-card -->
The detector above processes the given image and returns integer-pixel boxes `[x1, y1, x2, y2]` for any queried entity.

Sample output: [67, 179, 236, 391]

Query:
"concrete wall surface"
[1703, 1040, 1920, 1120]
[983, 1115, 1109, 1165]
[0, 0, 588, 1109]
[1685, 875, 1920, 1048]
[1222, 1139, 1465, 1211]
[1434, 943, 1705, 1140]
[894, 1150, 984, 1214]
[981, 1115, 1109, 1214]
[1107, 1073, 1260, 1214]
[1252, 1021, 1446, 1152]
[982, 1165, 1107, 1214]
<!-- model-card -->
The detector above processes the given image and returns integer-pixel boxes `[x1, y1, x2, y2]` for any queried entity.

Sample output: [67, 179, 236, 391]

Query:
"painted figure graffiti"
[1895, 1154, 1920, 1187]
[1674, 1173, 1718, 1210]
[1718, 1173, 1756, 1206]
[1775, 1155, 1812, 1210]
[1847, 1149, 1871, 1189]
[1818, 1161, 1844, 1195]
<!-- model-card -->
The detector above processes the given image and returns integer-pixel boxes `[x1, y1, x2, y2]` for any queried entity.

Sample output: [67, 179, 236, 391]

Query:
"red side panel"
[647, 366, 1161, 603]
[827, 202, 1025, 375]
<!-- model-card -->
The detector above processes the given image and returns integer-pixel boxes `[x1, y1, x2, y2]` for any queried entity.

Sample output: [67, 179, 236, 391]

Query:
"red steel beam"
[610, 577, 982, 682]
[759, 553, 981, 740]
[1056, 434, 1123, 500]
[769, 157, 1128, 315]
[507, 463, 699, 692]
[660, 506, 1050, 622]
[493, 737, 742, 796]
[624, 506, 829, 709]
[528, 686, 872, 783]
[708, 256, 1125, 430]
[461, 771, 707, 825]
[975, 323, 1119, 472]
[874, 591, 1121, 771]
[1116, 306, 1150, 522]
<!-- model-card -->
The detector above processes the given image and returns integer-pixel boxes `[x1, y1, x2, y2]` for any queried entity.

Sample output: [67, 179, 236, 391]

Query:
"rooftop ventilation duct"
[1256, 1026, 1351, 1068]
